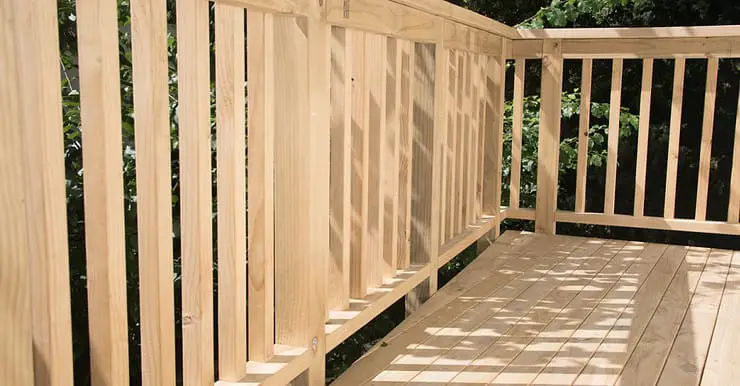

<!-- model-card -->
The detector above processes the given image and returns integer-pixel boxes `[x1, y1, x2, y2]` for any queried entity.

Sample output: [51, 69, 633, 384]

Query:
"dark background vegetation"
[55, 0, 739, 383]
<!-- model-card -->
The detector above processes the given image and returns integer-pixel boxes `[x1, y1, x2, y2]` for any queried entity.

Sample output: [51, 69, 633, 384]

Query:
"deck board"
[332, 231, 740, 385]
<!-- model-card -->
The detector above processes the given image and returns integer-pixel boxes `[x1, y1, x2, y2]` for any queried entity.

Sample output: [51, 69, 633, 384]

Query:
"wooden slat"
[535, 40, 563, 234]
[438, 216, 496, 267]
[366, 33, 386, 289]
[518, 25, 740, 39]
[1, 1, 34, 381]
[664, 57, 685, 219]
[443, 20, 502, 54]
[2, 0, 75, 384]
[408, 42, 443, 310]
[382, 37, 399, 279]
[575, 59, 592, 213]
[455, 51, 465, 234]
[510, 58, 525, 210]
[246, 10, 275, 361]
[555, 211, 740, 235]
[215, 4, 246, 380]
[470, 54, 482, 223]
[634, 58, 653, 217]
[466, 53, 477, 226]
[350, 30, 369, 297]
[329, 26, 352, 311]
[304, 14, 331, 383]
[76, 0, 130, 383]
[438, 49, 452, 246]
[131, 0, 176, 382]
[477, 55, 487, 219]
[730, 87, 740, 224]
[447, 51, 459, 238]
[176, 0, 213, 382]
[702, 250, 740, 385]
[483, 40, 507, 225]
[461, 52, 471, 228]
[604, 58, 623, 215]
[695, 57, 719, 221]
[658, 249, 732, 385]
[397, 40, 415, 269]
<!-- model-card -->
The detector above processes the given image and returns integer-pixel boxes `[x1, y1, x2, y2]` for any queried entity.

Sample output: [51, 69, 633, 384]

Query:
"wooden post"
[483, 38, 508, 238]
[535, 39, 563, 235]
[407, 36, 445, 312]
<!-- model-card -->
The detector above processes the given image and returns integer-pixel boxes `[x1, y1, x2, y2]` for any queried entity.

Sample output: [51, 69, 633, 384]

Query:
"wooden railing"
[2, 0, 739, 385]
[504, 27, 740, 237]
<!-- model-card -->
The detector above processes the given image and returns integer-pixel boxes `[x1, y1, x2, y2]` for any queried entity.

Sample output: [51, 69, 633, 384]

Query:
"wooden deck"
[333, 231, 740, 385]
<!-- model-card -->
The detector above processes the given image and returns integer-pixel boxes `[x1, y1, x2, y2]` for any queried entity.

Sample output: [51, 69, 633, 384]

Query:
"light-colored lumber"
[658, 249, 732, 386]
[510, 58, 525, 210]
[509, 38, 543, 58]
[390, 0, 518, 39]
[2, 0, 75, 384]
[246, 10, 275, 361]
[701, 250, 740, 385]
[215, 4, 246, 380]
[437, 215, 495, 267]
[407, 42, 443, 311]
[438, 49, 452, 246]
[575, 59, 592, 213]
[1, 2, 34, 381]
[325, 0, 438, 42]
[560, 37, 740, 58]
[507, 207, 536, 220]
[212, 0, 311, 17]
[350, 30, 369, 297]
[664, 57, 685, 219]
[455, 51, 466, 234]
[518, 25, 740, 39]
[365, 32, 387, 289]
[535, 40, 563, 234]
[696, 57, 719, 221]
[397, 39, 415, 269]
[443, 19, 502, 54]
[463, 52, 474, 227]
[131, 0, 176, 382]
[469, 54, 482, 223]
[325, 264, 431, 350]
[634, 58, 653, 217]
[177, 0, 214, 383]
[329, 26, 352, 311]
[382, 37, 400, 279]
[76, 0, 130, 383]
[729, 87, 740, 224]
[483, 40, 508, 237]
[218, 344, 312, 386]
[555, 210, 740, 235]
[604, 58, 623, 215]
[616, 247, 710, 386]
[477, 55, 487, 219]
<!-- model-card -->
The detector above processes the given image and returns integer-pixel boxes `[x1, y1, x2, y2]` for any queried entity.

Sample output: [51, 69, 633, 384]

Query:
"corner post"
[535, 39, 563, 234]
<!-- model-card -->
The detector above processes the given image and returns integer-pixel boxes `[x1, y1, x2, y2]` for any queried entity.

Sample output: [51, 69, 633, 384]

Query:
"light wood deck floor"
[332, 231, 740, 385]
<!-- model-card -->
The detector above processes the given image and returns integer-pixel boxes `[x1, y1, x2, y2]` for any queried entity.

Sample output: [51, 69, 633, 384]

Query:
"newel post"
[535, 39, 563, 235]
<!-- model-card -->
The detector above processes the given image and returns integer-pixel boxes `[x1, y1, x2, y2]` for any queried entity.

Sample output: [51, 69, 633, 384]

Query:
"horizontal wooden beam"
[509, 37, 740, 59]
[517, 25, 740, 39]
[213, 0, 314, 17]
[437, 216, 496, 267]
[325, 264, 430, 350]
[391, 0, 518, 39]
[443, 20, 502, 54]
[555, 211, 740, 236]
[504, 207, 536, 220]
[216, 345, 312, 386]
[326, 0, 439, 42]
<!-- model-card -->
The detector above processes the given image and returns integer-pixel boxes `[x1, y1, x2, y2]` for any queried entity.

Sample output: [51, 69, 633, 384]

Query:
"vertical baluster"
[664, 58, 686, 219]
[383, 37, 400, 278]
[695, 57, 719, 221]
[397, 40, 415, 269]
[634, 58, 653, 217]
[575, 59, 592, 213]
[728, 87, 740, 224]
[350, 30, 368, 297]
[511, 58, 525, 210]
[604, 58, 623, 215]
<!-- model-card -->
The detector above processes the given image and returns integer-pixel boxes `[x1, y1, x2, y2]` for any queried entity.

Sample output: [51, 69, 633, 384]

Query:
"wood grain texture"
[176, 0, 214, 383]
[695, 57, 719, 221]
[131, 0, 176, 382]
[664, 57, 685, 219]
[510, 58, 525, 210]
[325, 0, 438, 42]
[246, 10, 275, 361]
[634, 58, 653, 217]
[76, 0, 130, 383]
[329, 26, 352, 311]
[535, 40, 563, 234]
[397, 40, 415, 270]
[383, 37, 401, 278]
[604, 58, 623, 215]
[2, 0, 75, 384]
[215, 4, 246, 380]
[350, 30, 369, 297]
[575, 59, 592, 213]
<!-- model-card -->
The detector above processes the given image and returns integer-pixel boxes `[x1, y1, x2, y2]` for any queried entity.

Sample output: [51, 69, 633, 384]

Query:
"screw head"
[311, 337, 319, 352]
